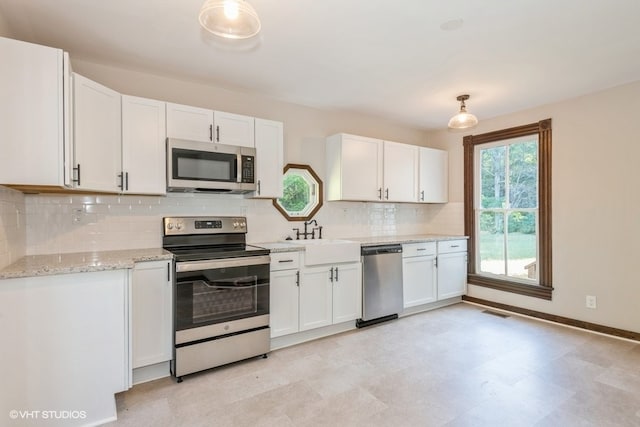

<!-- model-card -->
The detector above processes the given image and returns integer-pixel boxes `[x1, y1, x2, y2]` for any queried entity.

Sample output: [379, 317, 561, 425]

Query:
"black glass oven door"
[175, 261, 269, 331]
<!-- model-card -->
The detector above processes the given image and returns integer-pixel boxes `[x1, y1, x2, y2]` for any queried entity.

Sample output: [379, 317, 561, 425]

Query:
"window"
[464, 119, 552, 300]
[273, 164, 323, 221]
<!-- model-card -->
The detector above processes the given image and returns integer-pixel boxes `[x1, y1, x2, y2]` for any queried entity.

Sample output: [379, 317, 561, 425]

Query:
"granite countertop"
[252, 242, 305, 253]
[0, 248, 173, 279]
[254, 234, 467, 252]
[351, 234, 468, 246]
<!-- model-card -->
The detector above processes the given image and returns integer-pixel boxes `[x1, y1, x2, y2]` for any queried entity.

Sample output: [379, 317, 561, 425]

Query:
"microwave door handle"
[237, 153, 242, 183]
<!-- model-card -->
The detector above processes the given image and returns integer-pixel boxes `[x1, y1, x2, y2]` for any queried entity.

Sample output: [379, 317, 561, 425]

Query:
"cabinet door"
[166, 102, 213, 142]
[332, 262, 362, 324]
[73, 73, 122, 192]
[419, 147, 448, 203]
[132, 261, 173, 368]
[403, 255, 437, 307]
[253, 118, 284, 198]
[122, 96, 167, 195]
[214, 111, 255, 147]
[383, 141, 418, 202]
[437, 252, 468, 299]
[0, 38, 68, 187]
[270, 269, 300, 337]
[299, 266, 332, 331]
[327, 134, 383, 201]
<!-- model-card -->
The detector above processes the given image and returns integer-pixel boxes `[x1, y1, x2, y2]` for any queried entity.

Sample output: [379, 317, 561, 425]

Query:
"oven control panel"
[164, 216, 247, 235]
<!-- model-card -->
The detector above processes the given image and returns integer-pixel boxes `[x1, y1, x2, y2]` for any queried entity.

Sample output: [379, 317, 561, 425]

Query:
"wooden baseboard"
[462, 296, 640, 342]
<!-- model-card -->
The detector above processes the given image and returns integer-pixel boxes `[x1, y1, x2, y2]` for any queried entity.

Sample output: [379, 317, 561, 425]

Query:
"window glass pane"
[479, 211, 505, 275]
[280, 173, 311, 214]
[480, 146, 506, 208]
[509, 140, 538, 209]
[507, 212, 537, 280]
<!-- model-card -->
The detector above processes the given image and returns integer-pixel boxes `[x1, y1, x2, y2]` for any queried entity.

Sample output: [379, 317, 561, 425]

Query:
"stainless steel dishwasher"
[357, 244, 403, 328]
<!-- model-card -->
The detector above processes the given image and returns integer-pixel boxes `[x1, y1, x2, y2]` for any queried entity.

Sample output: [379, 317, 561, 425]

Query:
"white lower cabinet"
[0, 270, 129, 427]
[402, 239, 468, 308]
[270, 252, 362, 337]
[131, 260, 173, 370]
[402, 242, 437, 307]
[436, 240, 468, 299]
[269, 252, 300, 338]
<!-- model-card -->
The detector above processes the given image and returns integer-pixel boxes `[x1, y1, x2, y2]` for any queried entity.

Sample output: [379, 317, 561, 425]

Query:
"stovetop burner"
[162, 216, 269, 261]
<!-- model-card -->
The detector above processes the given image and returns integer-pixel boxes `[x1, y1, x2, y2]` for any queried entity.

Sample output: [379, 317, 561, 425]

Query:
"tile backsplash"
[21, 193, 463, 256]
[0, 186, 26, 268]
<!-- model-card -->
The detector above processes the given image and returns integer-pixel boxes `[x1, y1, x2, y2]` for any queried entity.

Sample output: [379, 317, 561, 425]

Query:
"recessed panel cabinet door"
[270, 269, 300, 337]
[166, 102, 214, 142]
[299, 266, 333, 331]
[403, 255, 437, 307]
[437, 252, 468, 299]
[214, 111, 255, 147]
[122, 96, 166, 195]
[253, 118, 284, 198]
[132, 261, 172, 369]
[383, 141, 418, 202]
[73, 73, 122, 192]
[419, 147, 448, 203]
[332, 262, 362, 323]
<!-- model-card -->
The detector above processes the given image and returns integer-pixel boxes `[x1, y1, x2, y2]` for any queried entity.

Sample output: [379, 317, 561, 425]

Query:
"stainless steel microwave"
[167, 138, 256, 193]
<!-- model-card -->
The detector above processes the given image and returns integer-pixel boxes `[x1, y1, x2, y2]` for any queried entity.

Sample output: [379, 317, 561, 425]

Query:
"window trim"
[463, 119, 553, 300]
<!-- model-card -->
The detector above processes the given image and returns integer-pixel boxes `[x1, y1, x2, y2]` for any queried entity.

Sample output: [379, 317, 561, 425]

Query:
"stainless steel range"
[163, 216, 270, 382]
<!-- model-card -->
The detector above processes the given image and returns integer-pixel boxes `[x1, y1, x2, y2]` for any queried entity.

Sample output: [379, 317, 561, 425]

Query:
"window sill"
[467, 274, 553, 300]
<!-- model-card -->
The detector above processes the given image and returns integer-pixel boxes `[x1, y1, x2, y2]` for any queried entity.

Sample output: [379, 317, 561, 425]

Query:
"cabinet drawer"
[402, 242, 436, 257]
[437, 239, 467, 254]
[270, 252, 300, 271]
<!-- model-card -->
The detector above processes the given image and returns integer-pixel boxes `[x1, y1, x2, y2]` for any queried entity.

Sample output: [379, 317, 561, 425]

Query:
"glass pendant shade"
[199, 0, 261, 39]
[448, 95, 478, 130]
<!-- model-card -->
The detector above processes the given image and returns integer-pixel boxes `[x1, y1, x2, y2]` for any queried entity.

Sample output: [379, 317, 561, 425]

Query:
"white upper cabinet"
[418, 147, 448, 203]
[122, 95, 167, 195]
[73, 73, 122, 193]
[166, 102, 255, 147]
[166, 103, 213, 142]
[326, 133, 383, 201]
[215, 111, 255, 147]
[0, 37, 72, 188]
[383, 141, 418, 202]
[252, 118, 284, 198]
[326, 133, 420, 202]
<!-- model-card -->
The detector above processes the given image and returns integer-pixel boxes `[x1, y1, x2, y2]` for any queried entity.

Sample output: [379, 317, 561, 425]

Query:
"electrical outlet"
[72, 208, 83, 224]
[586, 295, 597, 309]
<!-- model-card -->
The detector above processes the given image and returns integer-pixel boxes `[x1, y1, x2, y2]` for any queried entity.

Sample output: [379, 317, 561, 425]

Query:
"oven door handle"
[176, 255, 271, 272]
[196, 275, 258, 289]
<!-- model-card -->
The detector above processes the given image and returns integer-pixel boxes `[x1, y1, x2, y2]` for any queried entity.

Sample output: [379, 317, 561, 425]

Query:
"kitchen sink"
[287, 239, 361, 266]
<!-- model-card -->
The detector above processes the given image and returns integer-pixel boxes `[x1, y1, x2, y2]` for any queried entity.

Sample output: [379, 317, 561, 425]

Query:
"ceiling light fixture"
[448, 94, 478, 130]
[199, 0, 261, 40]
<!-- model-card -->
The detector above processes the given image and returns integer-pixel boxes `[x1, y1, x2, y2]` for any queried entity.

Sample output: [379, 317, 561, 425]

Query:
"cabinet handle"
[385, 188, 389, 200]
[329, 267, 334, 283]
[72, 164, 81, 186]
[417, 248, 426, 251]
[378, 188, 382, 200]
[295, 270, 300, 287]
[257, 180, 261, 195]
[167, 262, 171, 282]
[125, 172, 129, 191]
[118, 172, 124, 190]
[451, 245, 460, 248]
[420, 190, 425, 201]
[216, 125, 220, 142]
[434, 258, 438, 268]
[209, 124, 213, 141]
[335, 267, 339, 282]
[278, 259, 294, 263]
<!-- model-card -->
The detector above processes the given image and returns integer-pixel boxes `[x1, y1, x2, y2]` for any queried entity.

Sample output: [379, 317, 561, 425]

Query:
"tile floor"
[108, 303, 640, 426]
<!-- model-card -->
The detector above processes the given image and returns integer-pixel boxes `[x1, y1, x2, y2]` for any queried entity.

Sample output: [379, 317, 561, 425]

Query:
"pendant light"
[448, 94, 478, 130]
[199, 0, 261, 40]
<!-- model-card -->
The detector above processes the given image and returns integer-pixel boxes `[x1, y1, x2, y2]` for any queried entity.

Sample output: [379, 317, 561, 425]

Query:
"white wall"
[0, 186, 26, 269]
[0, 9, 13, 37]
[430, 80, 640, 333]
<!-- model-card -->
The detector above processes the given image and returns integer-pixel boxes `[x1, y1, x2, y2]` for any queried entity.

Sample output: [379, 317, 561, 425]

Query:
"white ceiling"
[2, 0, 640, 130]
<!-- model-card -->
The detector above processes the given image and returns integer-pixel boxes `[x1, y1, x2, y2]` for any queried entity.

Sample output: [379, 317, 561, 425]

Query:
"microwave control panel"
[241, 155, 255, 183]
